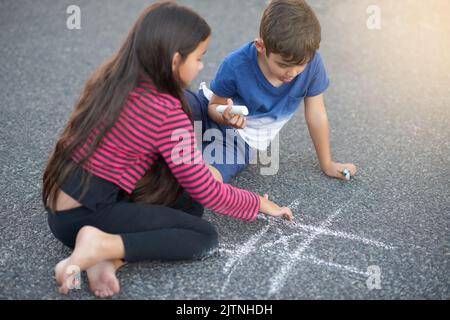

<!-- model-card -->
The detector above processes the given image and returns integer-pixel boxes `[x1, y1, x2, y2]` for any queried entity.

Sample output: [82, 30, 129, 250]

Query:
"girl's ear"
[255, 38, 265, 53]
[172, 52, 182, 73]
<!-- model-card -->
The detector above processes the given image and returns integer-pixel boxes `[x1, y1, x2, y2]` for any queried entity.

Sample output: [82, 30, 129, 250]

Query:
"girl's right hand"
[259, 194, 294, 221]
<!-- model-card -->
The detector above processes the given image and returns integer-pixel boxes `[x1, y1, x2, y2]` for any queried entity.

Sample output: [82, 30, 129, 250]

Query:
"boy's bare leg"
[54, 226, 125, 295]
[208, 165, 223, 183]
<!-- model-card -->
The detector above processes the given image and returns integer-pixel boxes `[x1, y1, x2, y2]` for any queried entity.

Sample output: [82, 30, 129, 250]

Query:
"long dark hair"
[43, 1, 211, 212]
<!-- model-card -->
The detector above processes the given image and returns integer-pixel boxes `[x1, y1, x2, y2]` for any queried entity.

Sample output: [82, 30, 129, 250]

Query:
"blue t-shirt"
[209, 42, 330, 150]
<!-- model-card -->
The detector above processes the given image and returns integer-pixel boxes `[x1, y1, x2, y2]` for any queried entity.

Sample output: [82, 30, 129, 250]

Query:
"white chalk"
[216, 104, 249, 116]
[343, 168, 351, 180]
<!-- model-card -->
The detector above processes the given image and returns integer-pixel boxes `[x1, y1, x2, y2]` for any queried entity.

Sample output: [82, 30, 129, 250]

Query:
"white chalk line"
[258, 242, 370, 277]
[264, 250, 370, 277]
[300, 254, 370, 277]
[283, 198, 395, 250]
[221, 245, 369, 282]
[220, 224, 271, 294]
[219, 197, 395, 297]
[222, 224, 270, 273]
[287, 198, 302, 212]
[260, 219, 395, 250]
[261, 233, 303, 248]
[217, 248, 235, 255]
[268, 208, 342, 295]
[291, 222, 396, 250]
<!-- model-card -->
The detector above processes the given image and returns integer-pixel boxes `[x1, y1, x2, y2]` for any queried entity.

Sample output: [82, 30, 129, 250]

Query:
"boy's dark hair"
[259, 0, 321, 64]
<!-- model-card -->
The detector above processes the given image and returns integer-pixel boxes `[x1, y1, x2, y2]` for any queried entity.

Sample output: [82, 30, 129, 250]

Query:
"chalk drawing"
[220, 225, 271, 293]
[218, 198, 395, 297]
[268, 207, 343, 294]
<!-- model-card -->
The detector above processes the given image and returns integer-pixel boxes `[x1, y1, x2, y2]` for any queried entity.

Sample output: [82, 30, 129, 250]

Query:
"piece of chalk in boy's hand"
[342, 168, 351, 180]
[216, 105, 249, 116]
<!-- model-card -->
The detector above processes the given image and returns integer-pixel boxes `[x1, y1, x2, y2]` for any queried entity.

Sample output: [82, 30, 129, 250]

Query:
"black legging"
[46, 163, 218, 263]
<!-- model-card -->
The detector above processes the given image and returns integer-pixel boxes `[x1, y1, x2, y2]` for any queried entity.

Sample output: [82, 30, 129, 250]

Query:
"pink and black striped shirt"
[71, 80, 260, 221]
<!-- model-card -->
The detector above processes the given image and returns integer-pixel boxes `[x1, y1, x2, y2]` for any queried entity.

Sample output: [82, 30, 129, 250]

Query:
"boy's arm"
[208, 94, 246, 129]
[304, 94, 357, 180]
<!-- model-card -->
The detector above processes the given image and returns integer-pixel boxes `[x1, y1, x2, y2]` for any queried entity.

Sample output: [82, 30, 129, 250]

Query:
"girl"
[42, 1, 293, 298]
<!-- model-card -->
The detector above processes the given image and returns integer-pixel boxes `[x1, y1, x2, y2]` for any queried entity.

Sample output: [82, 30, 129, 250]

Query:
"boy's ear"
[172, 52, 182, 72]
[255, 38, 265, 53]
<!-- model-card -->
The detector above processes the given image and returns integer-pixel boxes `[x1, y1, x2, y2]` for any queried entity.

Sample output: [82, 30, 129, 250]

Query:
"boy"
[186, 0, 357, 183]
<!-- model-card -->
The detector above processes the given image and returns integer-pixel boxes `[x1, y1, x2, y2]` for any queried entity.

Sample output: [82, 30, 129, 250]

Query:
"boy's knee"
[212, 163, 249, 184]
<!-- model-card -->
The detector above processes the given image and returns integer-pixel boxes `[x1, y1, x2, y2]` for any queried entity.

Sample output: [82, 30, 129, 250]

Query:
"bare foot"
[87, 260, 123, 298]
[54, 258, 81, 292]
[54, 226, 124, 295]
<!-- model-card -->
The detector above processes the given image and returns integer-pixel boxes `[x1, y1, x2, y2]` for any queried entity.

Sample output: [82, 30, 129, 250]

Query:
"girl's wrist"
[259, 195, 268, 214]
[259, 195, 277, 214]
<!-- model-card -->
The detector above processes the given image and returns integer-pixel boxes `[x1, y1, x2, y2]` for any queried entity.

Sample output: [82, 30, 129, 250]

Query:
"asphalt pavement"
[0, 0, 449, 299]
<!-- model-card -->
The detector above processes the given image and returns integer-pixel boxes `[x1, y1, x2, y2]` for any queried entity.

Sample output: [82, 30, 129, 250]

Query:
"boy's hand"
[322, 162, 357, 181]
[221, 99, 247, 129]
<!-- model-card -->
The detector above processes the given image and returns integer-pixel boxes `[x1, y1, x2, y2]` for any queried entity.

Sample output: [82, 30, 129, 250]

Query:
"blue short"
[184, 89, 255, 183]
